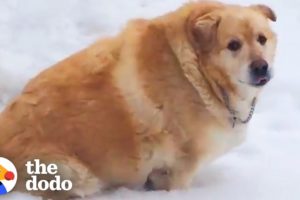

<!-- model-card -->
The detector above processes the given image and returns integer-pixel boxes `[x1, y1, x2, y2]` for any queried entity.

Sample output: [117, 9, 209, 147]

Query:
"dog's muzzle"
[249, 59, 271, 87]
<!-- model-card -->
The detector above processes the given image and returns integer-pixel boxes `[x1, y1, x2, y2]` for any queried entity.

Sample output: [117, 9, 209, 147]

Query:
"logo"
[0, 157, 17, 195]
[25, 159, 72, 192]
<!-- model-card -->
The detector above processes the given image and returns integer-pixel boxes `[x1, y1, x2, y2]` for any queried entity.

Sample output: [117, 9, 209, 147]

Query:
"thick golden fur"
[0, 1, 277, 199]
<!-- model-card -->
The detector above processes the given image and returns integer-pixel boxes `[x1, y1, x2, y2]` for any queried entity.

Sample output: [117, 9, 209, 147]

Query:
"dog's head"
[187, 3, 277, 91]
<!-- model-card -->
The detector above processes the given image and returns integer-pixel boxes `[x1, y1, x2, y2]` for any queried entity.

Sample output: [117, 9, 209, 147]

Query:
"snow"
[0, 0, 299, 199]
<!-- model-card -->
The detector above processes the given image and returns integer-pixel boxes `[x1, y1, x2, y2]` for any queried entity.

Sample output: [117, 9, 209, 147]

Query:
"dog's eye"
[257, 34, 267, 45]
[227, 40, 242, 51]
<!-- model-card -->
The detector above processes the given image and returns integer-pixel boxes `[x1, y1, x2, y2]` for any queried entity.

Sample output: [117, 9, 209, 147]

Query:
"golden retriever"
[0, 1, 277, 199]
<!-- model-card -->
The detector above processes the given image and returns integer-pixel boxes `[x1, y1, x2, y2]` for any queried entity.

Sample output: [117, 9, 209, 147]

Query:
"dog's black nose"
[250, 59, 268, 77]
[249, 59, 270, 86]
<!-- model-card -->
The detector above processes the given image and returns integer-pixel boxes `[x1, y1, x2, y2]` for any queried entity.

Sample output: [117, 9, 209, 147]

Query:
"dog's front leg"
[144, 154, 200, 191]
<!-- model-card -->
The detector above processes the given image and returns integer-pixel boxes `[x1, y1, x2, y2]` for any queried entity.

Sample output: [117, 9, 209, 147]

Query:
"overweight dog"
[0, 1, 277, 199]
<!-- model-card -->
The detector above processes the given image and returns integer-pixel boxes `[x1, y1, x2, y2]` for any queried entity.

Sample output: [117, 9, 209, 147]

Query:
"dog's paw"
[144, 168, 171, 191]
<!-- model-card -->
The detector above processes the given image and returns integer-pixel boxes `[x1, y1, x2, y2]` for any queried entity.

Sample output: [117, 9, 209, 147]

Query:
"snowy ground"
[0, 0, 300, 199]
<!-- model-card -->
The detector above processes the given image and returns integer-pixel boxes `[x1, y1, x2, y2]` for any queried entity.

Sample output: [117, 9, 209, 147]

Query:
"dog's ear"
[190, 13, 221, 53]
[250, 4, 277, 22]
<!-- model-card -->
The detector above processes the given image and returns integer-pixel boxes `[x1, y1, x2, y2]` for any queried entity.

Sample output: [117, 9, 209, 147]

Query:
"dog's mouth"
[239, 75, 271, 87]
[251, 76, 270, 87]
